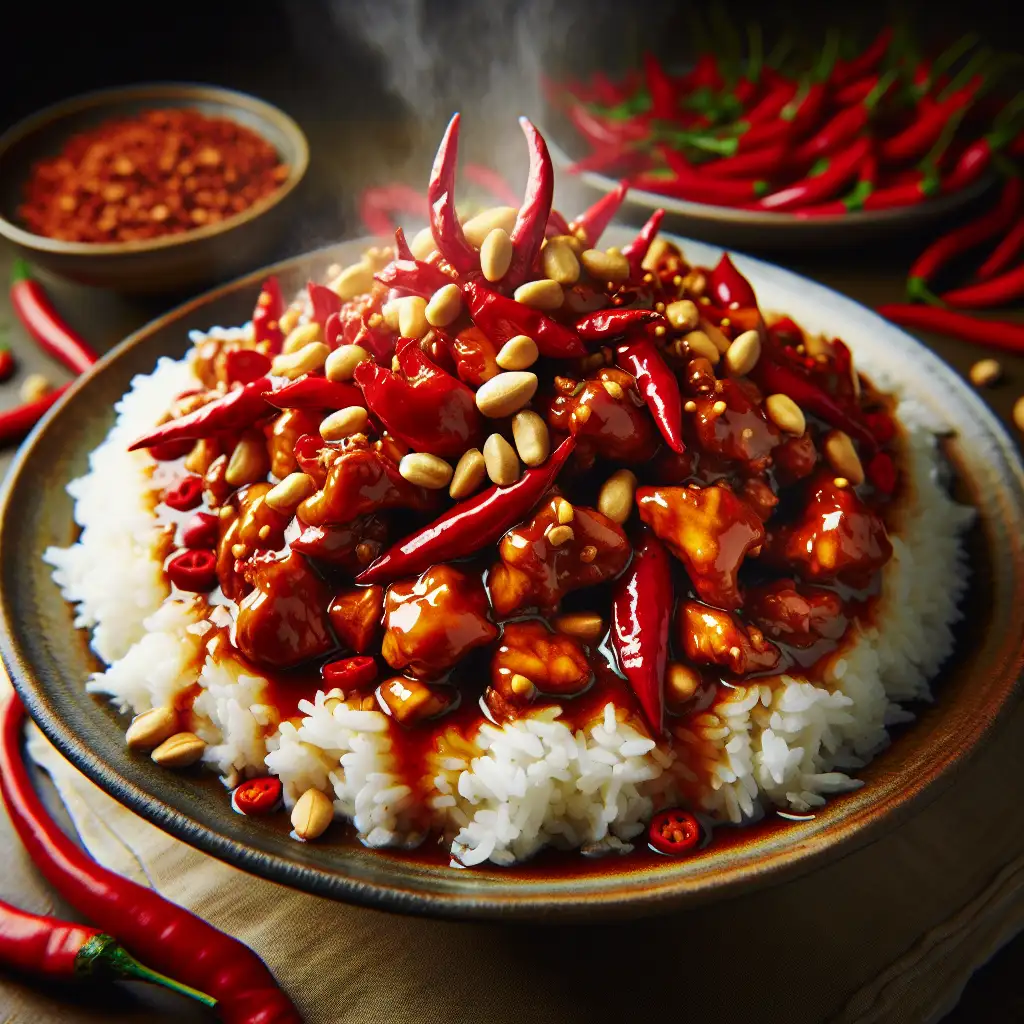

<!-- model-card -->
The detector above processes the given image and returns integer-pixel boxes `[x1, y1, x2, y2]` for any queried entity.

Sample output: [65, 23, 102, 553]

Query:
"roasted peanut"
[281, 321, 321, 355]
[666, 662, 701, 706]
[495, 335, 539, 370]
[580, 248, 630, 283]
[483, 433, 520, 486]
[19, 373, 52, 404]
[320, 405, 369, 441]
[425, 283, 463, 327]
[597, 469, 637, 524]
[410, 226, 438, 261]
[265, 472, 316, 512]
[969, 358, 1002, 387]
[291, 787, 334, 840]
[330, 261, 374, 300]
[666, 299, 700, 331]
[725, 329, 762, 377]
[271, 342, 330, 379]
[513, 278, 564, 310]
[475, 371, 538, 417]
[450, 448, 486, 499]
[511, 410, 550, 467]
[398, 296, 429, 340]
[399, 453, 453, 489]
[542, 237, 581, 285]
[325, 343, 372, 382]
[552, 612, 605, 644]
[125, 706, 177, 750]
[225, 432, 270, 487]
[683, 330, 720, 364]
[480, 227, 514, 282]
[765, 393, 806, 435]
[546, 524, 574, 547]
[824, 430, 865, 485]
[151, 732, 206, 768]
[463, 206, 518, 248]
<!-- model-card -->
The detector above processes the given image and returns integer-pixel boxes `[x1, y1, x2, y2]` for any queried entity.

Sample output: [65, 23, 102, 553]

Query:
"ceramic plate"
[2, 232, 1022, 921]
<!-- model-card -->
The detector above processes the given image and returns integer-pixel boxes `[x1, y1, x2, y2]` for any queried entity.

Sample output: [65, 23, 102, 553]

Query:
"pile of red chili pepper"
[546, 25, 1024, 214]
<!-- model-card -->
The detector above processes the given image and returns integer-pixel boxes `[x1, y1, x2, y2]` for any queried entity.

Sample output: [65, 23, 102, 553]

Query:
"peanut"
[325, 343, 372, 382]
[509, 673, 536, 697]
[320, 405, 369, 441]
[19, 373, 52, 404]
[463, 205, 518, 248]
[764, 393, 806, 435]
[398, 296, 429, 340]
[580, 248, 630, 283]
[270, 342, 329, 379]
[330, 260, 374, 301]
[666, 662, 701, 706]
[969, 358, 1002, 387]
[511, 410, 551, 467]
[552, 612, 605, 644]
[125, 706, 177, 750]
[225, 433, 270, 487]
[278, 304, 302, 335]
[151, 732, 206, 768]
[265, 472, 315, 512]
[541, 237, 581, 285]
[513, 278, 563, 310]
[665, 299, 700, 331]
[480, 227, 514, 282]
[410, 227, 438, 261]
[425, 283, 463, 327]
[683, 330, 720, 365]
[450, 448, 486, 499]
[291, 787, 334, 841]
[641, 236, 671, 272]
[725, 329, 762, 377]
[399, 452, 453, 489]
[475, 371, 538, 418]
[597, 469, 637, 524]
[824, 430, 865, 485]
[483, 433, 520, 486]
[546, 524, 574, 547]
[1013, 396, 1024, 434]
[495, 335, 539, 370]
[281, 321, 322, 355]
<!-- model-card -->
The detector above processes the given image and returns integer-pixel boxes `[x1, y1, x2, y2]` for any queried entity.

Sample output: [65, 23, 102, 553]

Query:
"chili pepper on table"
[9, 260, 99, 374]
[356, 434, 576, 584]
[569, 180, 628, 247]
[374, 255, 454, 299]
[754, 136, 873, 212]
[621, 208, 665, 280]
[0, 384, 69, 445]
[427, 114, 479, 275]
[906, 175, 1023, 301]
[0, 689, 301, 1024]
[878, 86, 979, 167]
[648, 808, 702, 855]
[615, 335, 685, 453]
[976, 216, 1024, 281]
[709, 253, 758, 309]
[251, 277, 285, 353]
[575, 309, 663, 341]
[0, 346, 14, 381]
[128, 376, 272, 451]
[354, 337, 481, 458]
[611, 528, 673, 734]
[939, 264, 1024, 308]
[462, 278, 586, 358]
[941, 120, 1022, 193]
[505, 117, 555, 290]
[877, 302, 1024, 354]
[0, 897, 216, 1006]
[264, 375, 365, 411]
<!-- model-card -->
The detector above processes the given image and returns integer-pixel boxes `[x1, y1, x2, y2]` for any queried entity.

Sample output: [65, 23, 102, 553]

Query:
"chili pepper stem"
[78, 934, 217, 1008]
[906, 276, 946, 306]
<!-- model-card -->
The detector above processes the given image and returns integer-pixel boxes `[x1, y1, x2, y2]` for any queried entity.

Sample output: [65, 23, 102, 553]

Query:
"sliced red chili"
[232, 776, 283, 816]
[224, 348, 272, 385]
[166, 549, 217, 592]
[181, 512, 218, 550]
[162, 475, 205, 511]
[648, 808, 702, 855]
[321, 656, 379, 692]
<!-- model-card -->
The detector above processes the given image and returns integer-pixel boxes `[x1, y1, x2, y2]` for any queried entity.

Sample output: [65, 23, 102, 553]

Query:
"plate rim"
[2, 234, 1023, 921]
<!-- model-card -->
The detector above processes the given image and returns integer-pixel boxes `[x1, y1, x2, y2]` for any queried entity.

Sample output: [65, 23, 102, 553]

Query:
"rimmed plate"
[1, 231, 1022, 921]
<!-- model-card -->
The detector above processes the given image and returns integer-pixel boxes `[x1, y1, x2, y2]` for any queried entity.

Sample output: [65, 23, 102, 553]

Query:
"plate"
[1, 231, 1022, 921]
[544, 130, 996, 252]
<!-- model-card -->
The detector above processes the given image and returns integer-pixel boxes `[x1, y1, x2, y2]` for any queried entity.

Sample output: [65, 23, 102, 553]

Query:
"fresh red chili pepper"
[354, 338, 481, 458]
[615, 335, 685, 453]
[232, 776, 283, 816]
[976, 216, 1024, 281]
[834, 73, 881, 106]
[308, 281, 342, 330]
[742, 79, 797, 125]
[251, 277, 285, 354]
[0, 346, 14, 381]
[462, 278, 585, 358]
[590, 70, 627, 106]
[265, 375, 365, 412]
[792, 71, 895, 164]
[648, 807, 702, 855]
[755, 137, 872, 212]
[879, 96, 974, 167]
[464, 163, 522, 207]
[634, 163, 769, 206]
[611, 529, 672, 734]
[0, 691, 300, 1024]
[569, 180, 628, 247]
[857, 170, 941, 211]
[689, 140, 788, 181]
[374, 256, 454, 299]
[162, 475, 204, 511]
[9, 260, 100, 374]
[322, 655, 379, 691]
[0, 384, 68, 445]
[393, 225, 415, 261]
[545, 208, 572, 238]
[357, 435, 576, 584]
[940, 263, 1024, 308]
[574, 309, 663, 341]
[709, 253, 758, 309]
[506, 118, 555, 290]
[907, 176, 1023, 300]
[0, 898, 217, 1006]
[621, 209, 665, 280]
[224, 348, 272, 385]
[643, 52, 677, 121]
[753, 355, 877, 451]
[833, 26, 894, 86]
[866, 451, 897, 494]
[427, 114, 478, 275]
[357, 183, 426, 237]
[181, 511, 219, 549]
[878, 302, 1024, 353]
[167, 549, 218, 592]
[128, 377, 272, 451]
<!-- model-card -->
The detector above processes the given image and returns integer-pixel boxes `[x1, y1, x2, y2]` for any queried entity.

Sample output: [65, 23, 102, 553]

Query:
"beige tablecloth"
[3, 662, 1024, 1024]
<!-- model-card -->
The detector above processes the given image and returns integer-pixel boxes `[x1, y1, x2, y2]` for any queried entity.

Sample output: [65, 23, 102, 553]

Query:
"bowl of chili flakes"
[0, 83, 309, 294]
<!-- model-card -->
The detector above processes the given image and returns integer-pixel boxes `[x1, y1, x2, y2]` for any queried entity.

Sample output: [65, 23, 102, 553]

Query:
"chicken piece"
[772, 432, 818, 486]
[491, 620, 592, 699]
[215, 483, 290, 600]
[382, 565, 498, 678]
[636, 483, 764, 610]
[235, 550, 334, 668]
[265, 409, 322, 481]
[377, 677, 455, 725]
[677, 600, 781, 676]
[764, 473, 892, 587]
[328, 585, 385, 654]
[290, 514, 388, 573]
[740, 477, 779, 522]
[687, 378, 781, 473]
[745, 579, 848, 648]
[488, 498, 630, 616]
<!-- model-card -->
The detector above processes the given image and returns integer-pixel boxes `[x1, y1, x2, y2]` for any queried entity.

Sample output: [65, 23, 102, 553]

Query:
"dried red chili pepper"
[354, 338, 481, 458]
[615, 335, 685, 453]
[611, 528, 673, 734]
[357, 435, 576, 584]
[224, 348, 272, 385]
[575, 308, 663, 341]
[505, 117, 555, 289]
[128, 377, 272, 451]
[427, 114, 478, 275]
[167, 549, 218, 592]
[322, 655, 379, 691]
[181, 511, 219, 549]
[265, 375, 365, 411]
[621, 209, 665, 279]
[462, 278, 586, 358]
[0, 347, 14, 381]
[648, 808, 702, 855]
[570, 180, 628, 247]
[0, 690, 301, 1024]
[877, 303, 1024, 354]
[374, 255, 454, 299]
[251, 278, 285, 353]
[940, 263, 1024, 308]
[10, 260, 100, 374]
[162, 475, 205, 511]
[232, 776, 283, 816]
[393, 225, 415, 261]
[709, 253, 758, 309]
[976, 216, 1024, 281]
[308, 281, 342, 329]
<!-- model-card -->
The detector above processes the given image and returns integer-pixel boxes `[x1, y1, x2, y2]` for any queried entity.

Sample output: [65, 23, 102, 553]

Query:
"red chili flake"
[166, 549, 217, 592]
[148, 438, 195, 462]
[864, 411, 896, 444]
[866, 452, 897, 495]
[163, 475, 205, 511]
[225, 348, 273, 384]
[233, 776, 283, 815]
[321, 656, 378, 692]
[181, 511, 219, 549]
[648, 808, 702, 856]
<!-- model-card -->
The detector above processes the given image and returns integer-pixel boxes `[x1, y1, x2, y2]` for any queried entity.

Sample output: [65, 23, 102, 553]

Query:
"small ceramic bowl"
[0, 83, 309, 294]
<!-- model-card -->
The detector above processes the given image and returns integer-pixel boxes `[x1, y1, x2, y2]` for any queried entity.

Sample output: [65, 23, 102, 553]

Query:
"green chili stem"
[938, 46, 992, 100]
[746, 22, 763, 83]
[866, 68, 899, 109]
[766, 31, 795, 71]
[921, 106, 969, 169]
[930, 32, 981, 87]
[813, 28, 841, 84]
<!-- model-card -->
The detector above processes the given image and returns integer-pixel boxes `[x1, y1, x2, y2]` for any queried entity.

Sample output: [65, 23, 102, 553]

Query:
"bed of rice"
[44, 325, 975, 868]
